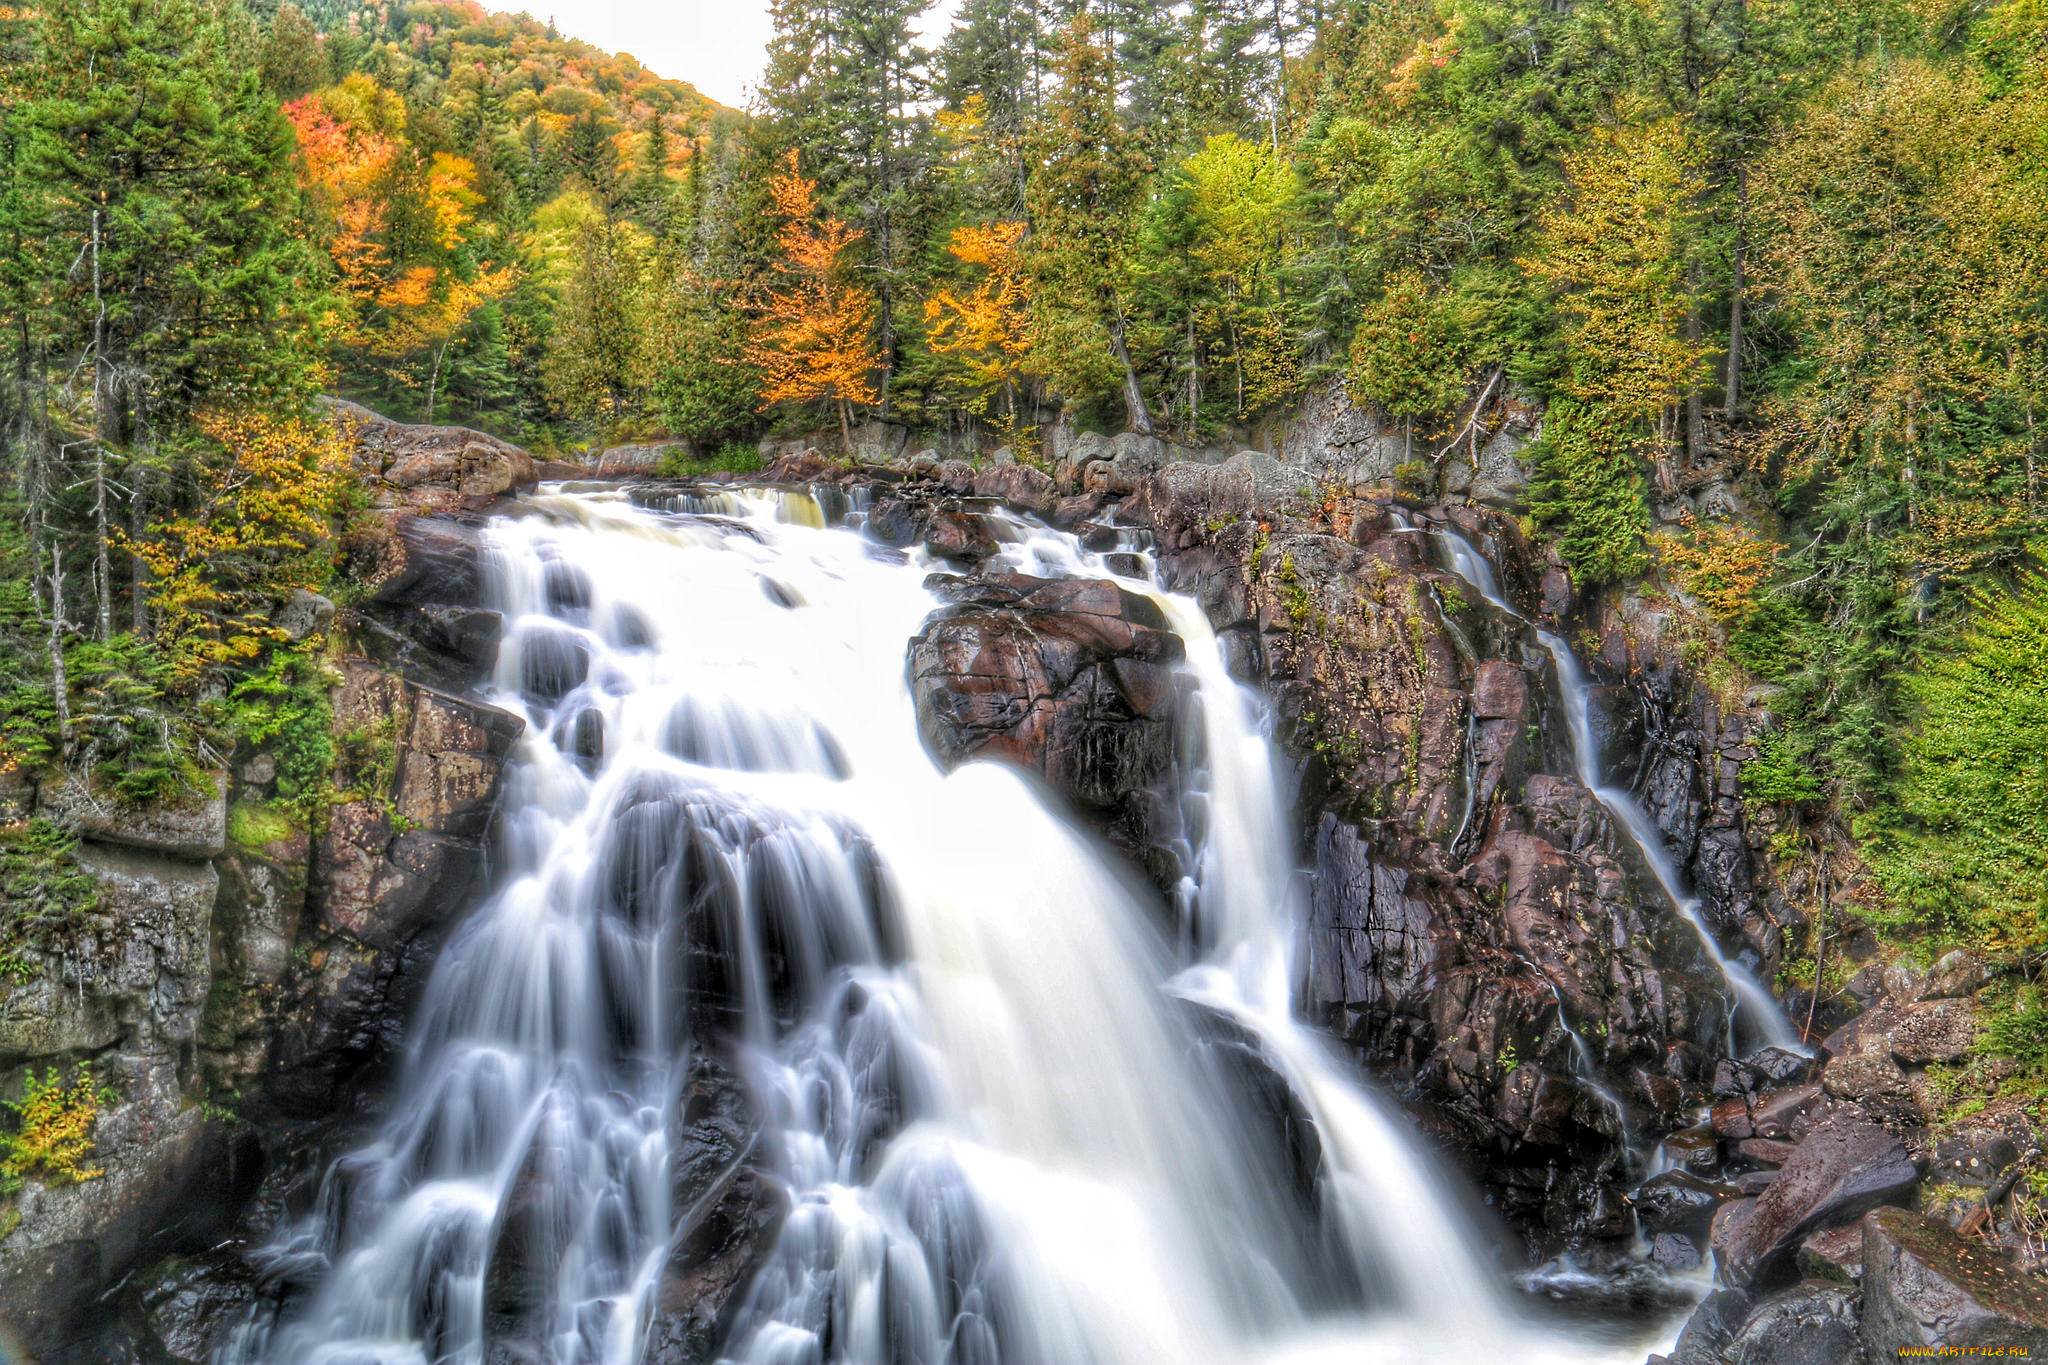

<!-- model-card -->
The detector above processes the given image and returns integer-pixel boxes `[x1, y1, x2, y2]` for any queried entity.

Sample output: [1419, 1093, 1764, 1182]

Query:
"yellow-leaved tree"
[744, 153, 879, 451]
[924, 221, 1032, 444]
[128, 412, 353, 682]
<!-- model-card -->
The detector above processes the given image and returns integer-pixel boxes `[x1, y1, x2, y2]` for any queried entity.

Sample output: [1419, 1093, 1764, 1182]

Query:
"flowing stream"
[1429, 526, 1805, 1055]
[226, 485, 1685, 1365]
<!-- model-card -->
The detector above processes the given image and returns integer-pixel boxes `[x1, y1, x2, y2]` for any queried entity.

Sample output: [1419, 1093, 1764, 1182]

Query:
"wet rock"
[1735, 1170, 1778, 1195]
[1303, 816, 1438, 1060]
[1122, 454, 1315, 552]
[139, 1249, 260, 1364]
[1663, 1287, 1751, 1365]
[1660, 1125, 1723, 1175]
[1650, 1232, 1702, 1272]
[970, 463, 1057, 513]
[644, 1056, 787, 1365]
[908, 575, 1183, 868]
[1725, 1282, 1864, 1365]
[1748, 1083, 1824, 1139]
[1713, 1112, 1919, 1289]
[1861, 1206, 2048, 1356]
[1742, 1047, 1812, 1086]
[1635, 1170, 1737, 1237]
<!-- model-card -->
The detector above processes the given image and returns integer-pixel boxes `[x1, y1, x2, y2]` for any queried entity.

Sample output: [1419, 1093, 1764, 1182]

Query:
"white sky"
[539, 0, 965, 111]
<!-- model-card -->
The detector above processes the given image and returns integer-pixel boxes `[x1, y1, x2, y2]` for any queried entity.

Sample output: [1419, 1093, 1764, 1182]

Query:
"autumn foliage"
[924, 221, 1032, 428]
[127, 412, 354, 681]
[743, 153, 879, 449]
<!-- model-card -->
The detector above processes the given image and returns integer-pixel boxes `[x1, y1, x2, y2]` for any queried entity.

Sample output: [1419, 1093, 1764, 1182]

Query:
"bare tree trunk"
[837, 397, 853, 455]
[1685, 259, 1704, 464]
[1725, 164, 1748, 421]
[91, 207, 112, 641]
[130, 456, 150, 635]
[1108, 310, 1155, 436]
[46, 543, 69, 750]
[1187, 311, 1199, 434]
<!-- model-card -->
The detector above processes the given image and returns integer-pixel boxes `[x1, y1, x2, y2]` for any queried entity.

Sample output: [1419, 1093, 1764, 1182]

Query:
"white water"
[225, 486, 1682, 1365]
[1430, 527, 1805, 1055]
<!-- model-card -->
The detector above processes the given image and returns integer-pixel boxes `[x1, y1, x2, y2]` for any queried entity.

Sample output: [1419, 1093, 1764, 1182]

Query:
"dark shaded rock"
[1934, 1132, 2021, 1188]
[139, 1249, 260, 1364]
[1798, 1223, 1864, 1284]
[908, 575, 1183, 864]
[271, 663, 522, 1111]
[1735, 1170, 1778, 1195]
[1304, 816, 1438, 1059]
[644, 1055, 787, 1365]
[1861, 1206, 2048, 1357]
[1664, 1288, 1750, 1365]
[1650, 1232, 1702, 1272]
[1713, 1112, 1919, 1289]
[1726, 1282, 1863, 1365]
[518, 623, 590, 704]
[1742, 1047, 1812, 1086]
[1635, 1170, 1737, 1238]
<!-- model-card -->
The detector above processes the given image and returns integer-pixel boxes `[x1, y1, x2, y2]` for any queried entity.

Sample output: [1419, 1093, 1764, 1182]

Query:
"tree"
[1023, 14, 1156, 433]
[924, 220, 1032, 438]
[743, 153, 880, 449]
[544, 219, 652, 423]
[1180, 132, 1300, 418]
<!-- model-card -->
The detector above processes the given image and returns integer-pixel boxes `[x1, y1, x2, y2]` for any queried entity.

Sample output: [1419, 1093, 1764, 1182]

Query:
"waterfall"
[225, 485, 1682, 1365]
[1429, 526, 1805, 1055]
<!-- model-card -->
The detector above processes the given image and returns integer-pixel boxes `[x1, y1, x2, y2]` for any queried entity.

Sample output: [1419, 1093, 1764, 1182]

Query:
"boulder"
[323, 397, 536, 511]
[594, 441, 686, 477]
[1663, 1288, 1751, 1365]
[1861, 1206, 2048, 1357]
[907, 575, 1183, 869]
[1887, 997, 1977, 1064]
[1635, 1169, 1737, 1237]
[1124, 454, 1315, 551]
[1797, 1223, 1864, 1284]
[1712, 1112, 1920, 1289]
[970, 462, 1058, 514]
[1725, 1282, 1864, 1365]
[272, 588, 337, 641]
[38, 767, 228, 862]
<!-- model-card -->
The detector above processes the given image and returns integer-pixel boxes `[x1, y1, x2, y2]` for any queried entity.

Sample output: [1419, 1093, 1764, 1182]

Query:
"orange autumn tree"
[744, 153, 878, 451]
[285, 74, 513, 417]
[924, 221, 1032, 444]
[127, 412, 353, 682]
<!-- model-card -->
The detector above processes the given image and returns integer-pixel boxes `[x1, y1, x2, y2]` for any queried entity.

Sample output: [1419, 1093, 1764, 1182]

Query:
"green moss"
[228, 801, 300, 850]
[657, 439, 765, 478]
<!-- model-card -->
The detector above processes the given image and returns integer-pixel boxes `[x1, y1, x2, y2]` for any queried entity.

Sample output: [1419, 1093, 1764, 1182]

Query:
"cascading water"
[225, 484, 1685, 1365]
[1428, 525, 1805, 1055]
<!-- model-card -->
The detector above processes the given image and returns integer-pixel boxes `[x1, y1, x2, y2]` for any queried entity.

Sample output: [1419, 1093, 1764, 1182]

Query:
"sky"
[544, 1, 965, 111]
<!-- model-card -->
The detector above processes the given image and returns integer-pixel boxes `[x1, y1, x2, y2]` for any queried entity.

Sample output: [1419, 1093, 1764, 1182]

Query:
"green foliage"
[656, 442, 765, 479]
[1974, 980, 2048, 1090]
[1873, 577, 2048, 951]
[1525, 400, 1651, 586]
[1743, 731, 1823, 806]
[0, 820, 100, 976]
[228, 646, 338, 819]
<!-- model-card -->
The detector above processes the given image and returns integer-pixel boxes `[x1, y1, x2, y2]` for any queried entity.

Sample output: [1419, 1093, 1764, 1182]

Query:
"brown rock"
[1798, 1223, 1865, 1284]
[324, 397, 536, 511]
[1738, 1137, 1801, 1166]
[1471, 660, 1528, 721]
[1748, 1083, 1824, 1138]
[970, 463, 1058, 513]
[1713, 1112, 1919, 1289]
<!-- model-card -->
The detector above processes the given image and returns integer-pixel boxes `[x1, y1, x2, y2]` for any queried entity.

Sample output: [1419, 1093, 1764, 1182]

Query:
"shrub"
[0, 1066, 106, 1194]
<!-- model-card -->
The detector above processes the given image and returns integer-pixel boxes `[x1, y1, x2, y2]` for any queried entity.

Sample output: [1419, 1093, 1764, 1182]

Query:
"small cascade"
[223, 484, 1685, 1365]
[1428, 525, 1806, 1055]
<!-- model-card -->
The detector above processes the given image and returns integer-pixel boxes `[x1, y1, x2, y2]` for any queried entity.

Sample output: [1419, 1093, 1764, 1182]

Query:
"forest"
[0, 0, 2045, 1068]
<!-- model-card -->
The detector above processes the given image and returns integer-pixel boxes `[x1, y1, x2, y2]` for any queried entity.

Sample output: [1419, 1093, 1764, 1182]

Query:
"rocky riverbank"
[0, 392, 2035, 1363]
